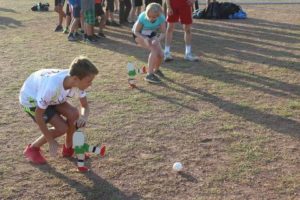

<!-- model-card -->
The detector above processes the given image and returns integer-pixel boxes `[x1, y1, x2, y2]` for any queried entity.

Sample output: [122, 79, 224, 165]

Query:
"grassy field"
[0, 1, 299, 199]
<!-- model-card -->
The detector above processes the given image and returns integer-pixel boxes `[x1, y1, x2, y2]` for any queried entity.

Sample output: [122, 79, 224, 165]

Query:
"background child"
[54, 0, 66, 31]
[20, 56, 99, 164]
[132, 3, 166, 84]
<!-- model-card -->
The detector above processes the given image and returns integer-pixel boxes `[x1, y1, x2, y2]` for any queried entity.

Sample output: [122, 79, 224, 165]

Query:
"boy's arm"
[77, 96, 90, 128]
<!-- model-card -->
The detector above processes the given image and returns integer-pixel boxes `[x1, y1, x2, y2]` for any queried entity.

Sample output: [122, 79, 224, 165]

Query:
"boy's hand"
[49, 139, 59, 157]
[76, 116, 88, 128]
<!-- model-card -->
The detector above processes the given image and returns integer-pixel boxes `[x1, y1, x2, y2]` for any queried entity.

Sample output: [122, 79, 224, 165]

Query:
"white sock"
[164, 46, 170, 53]
[185, 45, 191, 55]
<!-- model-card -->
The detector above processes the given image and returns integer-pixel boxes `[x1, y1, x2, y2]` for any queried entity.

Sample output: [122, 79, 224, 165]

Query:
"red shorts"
[166, 2, 192, 25]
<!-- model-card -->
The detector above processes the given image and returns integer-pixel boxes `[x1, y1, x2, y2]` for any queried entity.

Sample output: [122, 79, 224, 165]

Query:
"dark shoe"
[97, 32, 106, 38]
[85, 36, 97, 43]
[110, 21, 120, 26]
[54, 25, 63, 32]
[68, 34, 78, 41]
[154, 69, 165, 78]
[144, 74, 161, 84]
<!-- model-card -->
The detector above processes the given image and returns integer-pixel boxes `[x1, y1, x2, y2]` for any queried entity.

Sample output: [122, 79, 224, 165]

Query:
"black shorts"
[105, 0, 114, 12]
[132, 32, 156, 42]
[95, 3, 105, 16]
[144, 0, 162, 7]
[132, 0, 143, 7]
[66, 3, 71, 16]
[55, 0, 65, 6]
[23, 105, 57, 123]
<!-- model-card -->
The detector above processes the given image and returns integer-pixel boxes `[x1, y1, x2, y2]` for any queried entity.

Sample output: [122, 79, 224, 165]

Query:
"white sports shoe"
[164, 52, 173, 62]
[184, 53, 199, 62]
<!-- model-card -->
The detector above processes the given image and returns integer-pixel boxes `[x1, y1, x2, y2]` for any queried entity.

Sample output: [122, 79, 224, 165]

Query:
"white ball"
[173, 162, 183, 171]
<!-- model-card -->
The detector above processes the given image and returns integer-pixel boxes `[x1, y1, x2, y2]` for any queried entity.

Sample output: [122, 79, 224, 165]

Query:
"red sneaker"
[100, 145, 106, 157]
[23, 144, 47, 164]
[78, 166, 89, 172]
[62, 144, 74, 157]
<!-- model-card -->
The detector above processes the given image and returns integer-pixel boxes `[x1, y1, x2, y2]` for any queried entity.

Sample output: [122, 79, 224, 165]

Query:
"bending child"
[132, 3, 166, 84]
[20, 56, 98, 165]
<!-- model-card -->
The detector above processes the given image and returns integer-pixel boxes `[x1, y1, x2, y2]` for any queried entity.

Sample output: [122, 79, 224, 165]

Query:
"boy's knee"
[68, 108, 80, 124]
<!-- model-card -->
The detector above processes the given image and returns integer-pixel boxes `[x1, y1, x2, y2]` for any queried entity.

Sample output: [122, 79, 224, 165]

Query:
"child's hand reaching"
[76, 115, 88, 128]
[49, 139, 59, 157]
[151, 38, 160, 45]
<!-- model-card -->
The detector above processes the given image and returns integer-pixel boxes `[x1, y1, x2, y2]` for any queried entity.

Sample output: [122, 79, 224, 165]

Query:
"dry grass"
[0, 1, 299, 199]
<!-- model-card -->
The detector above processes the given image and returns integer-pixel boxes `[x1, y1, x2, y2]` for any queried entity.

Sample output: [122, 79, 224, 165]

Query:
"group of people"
[20, 0, 208, 171]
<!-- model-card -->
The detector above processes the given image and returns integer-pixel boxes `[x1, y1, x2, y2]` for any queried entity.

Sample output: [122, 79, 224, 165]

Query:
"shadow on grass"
[155, 76, 300, 138]
[0, 16, 23, 29]
[35, 163, 141, 200]
[0, 7, 16, 13]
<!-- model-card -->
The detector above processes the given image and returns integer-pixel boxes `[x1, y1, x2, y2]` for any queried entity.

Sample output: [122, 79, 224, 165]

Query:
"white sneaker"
[164, 52, 173, 62]
[184, 53, 199, 62]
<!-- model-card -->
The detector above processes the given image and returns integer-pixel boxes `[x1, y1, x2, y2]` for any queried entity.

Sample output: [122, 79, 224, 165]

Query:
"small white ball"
[173, 162, 183, 171]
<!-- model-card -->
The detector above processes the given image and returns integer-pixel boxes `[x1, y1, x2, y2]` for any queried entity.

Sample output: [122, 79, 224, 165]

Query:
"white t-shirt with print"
[19, 69, 86, 109]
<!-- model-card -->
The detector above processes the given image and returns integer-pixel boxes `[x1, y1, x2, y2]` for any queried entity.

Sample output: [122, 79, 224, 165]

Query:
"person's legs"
[30, 114, 69, 148]
[164, 22, 174, 61]
[54, 0, 66, 30]
[54, 102, 79, 148]
[135, 36, 161, 83]
[183, 24, 192, 46]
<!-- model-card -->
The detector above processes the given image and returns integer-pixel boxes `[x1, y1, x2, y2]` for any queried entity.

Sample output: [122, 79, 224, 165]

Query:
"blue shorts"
[72, 5, 81, 18]
[23, 105, 57, 123]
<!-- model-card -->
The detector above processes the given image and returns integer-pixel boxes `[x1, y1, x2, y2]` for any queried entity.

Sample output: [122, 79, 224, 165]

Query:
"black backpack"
[203, 2, 221, 19]
[31, 2, 50, 11]
[200, 1, 242, 19]
[219, 2, 241, 19]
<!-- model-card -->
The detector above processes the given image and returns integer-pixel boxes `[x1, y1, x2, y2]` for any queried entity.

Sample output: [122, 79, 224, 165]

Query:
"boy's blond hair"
[69, 56, 98, 79]
[145, 3, 163, 16]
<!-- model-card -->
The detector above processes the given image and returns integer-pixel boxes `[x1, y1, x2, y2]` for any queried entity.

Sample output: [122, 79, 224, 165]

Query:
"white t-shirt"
[19, 69, 86, 109]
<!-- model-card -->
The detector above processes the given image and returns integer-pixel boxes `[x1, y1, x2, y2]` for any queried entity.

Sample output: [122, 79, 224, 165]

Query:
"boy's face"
[78, 74, 95, 90]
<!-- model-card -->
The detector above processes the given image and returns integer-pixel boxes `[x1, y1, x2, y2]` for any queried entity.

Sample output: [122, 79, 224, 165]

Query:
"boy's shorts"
[72, 5, 81, 18]
[166, 4, 192, 25]
[23, 105, 57, 123]
[84, 10, 95, 25]
[55, 0, 65, 6]
[95, 3, 104, 16]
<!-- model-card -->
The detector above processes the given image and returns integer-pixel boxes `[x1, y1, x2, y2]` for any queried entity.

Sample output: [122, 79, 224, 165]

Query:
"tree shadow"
[0, 16, 23, 29]
[156, 77, 300, 138]
[34, 163, 141, 200]
[0, 7, 17, 13]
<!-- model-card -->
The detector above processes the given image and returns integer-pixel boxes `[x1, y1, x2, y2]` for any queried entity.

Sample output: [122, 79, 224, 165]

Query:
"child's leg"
[31, 114, 69, 148]
[55, 102, 79, 148]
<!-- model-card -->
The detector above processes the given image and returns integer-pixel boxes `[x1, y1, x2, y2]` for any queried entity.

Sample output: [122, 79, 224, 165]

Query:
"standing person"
[95, 0, 107, 37]
[20, 56, 99, 165]
[54, 0, 66, 31]
[81, 0, 97, 42]
[164, 0, 199, 62]
[63, 1, 72, 33]
[132, 3, 166, 83]
[128, 0, 142, 23]
[68, 0, 82, 41]
[119, 0, 131, 24]
[105, 0, 119, 26]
